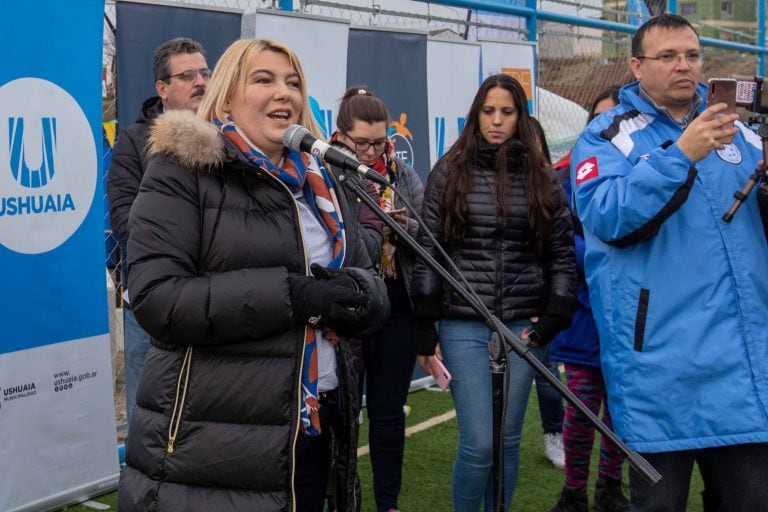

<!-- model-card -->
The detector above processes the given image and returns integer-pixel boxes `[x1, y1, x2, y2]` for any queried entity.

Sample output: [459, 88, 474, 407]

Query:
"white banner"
[479, 39, 538, 116]
[0, 337, 118, 511]
[427, 38, 481, 170]
[242, 10, 350, 139]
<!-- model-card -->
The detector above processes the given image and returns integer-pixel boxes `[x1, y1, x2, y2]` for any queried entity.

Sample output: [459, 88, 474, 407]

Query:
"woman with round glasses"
[329, 86, 425, 512]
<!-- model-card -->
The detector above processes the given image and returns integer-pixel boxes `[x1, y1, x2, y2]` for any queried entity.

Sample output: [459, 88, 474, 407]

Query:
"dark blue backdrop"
[347, 29, 430, 181]
[115, 0, 242, 131]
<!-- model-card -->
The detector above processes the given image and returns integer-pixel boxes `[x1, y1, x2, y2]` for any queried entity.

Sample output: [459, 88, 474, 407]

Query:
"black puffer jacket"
[411, 141, 576, 322]
[117, 110, 388, 512]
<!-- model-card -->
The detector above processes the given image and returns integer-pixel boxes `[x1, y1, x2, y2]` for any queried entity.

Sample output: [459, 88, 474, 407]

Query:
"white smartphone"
[430, 357, 452, 391]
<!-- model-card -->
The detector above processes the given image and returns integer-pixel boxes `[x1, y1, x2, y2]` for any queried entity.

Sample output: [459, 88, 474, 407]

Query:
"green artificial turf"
[59, 384, 705, 511]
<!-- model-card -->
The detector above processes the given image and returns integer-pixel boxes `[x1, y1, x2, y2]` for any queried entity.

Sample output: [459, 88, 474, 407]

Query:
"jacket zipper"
[166, 345, 193, 454]
[259, 167, 309, 512]
[260, 159, 349, 511]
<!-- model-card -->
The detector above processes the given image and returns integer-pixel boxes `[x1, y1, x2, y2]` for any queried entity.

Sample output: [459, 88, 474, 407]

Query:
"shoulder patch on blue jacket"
[599, 109, 654, 157]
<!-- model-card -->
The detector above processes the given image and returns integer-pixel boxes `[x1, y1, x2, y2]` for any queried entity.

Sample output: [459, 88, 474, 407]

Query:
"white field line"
[357, 409, 457, 458]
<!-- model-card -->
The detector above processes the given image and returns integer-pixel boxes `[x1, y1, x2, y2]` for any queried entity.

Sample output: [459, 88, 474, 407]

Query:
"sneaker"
[544, 432, 565, 469]
[548, 486, 588, 512]
[594, 477, 630, 512]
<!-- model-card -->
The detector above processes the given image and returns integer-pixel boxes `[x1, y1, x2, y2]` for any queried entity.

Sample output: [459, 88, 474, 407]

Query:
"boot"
[594, 477, 630, 512]
[548, 486, 588, 512]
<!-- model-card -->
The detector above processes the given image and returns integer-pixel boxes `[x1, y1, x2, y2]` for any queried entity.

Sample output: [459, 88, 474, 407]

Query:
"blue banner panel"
[0, 0, 108, 354]
[0, 2, 119, 510]
[347, 29, 430, 181]
[116, 0, 242, 130]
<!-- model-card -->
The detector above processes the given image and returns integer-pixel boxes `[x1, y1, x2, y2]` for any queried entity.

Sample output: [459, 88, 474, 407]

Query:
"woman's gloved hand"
[287, 264, 368, 330]
[288, 264, 390, 337]
[526, 315, 571, 346]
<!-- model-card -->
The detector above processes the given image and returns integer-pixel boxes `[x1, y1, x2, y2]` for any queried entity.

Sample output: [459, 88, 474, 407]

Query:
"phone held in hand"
[429, 357, 452, 391]
[707, 78, 737, 144]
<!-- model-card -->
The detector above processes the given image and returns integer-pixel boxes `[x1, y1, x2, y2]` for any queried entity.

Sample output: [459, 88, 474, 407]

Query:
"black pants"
[629, 442, 768, 512]
[362, 278, 418, 512]
[294, 390, 338, 512]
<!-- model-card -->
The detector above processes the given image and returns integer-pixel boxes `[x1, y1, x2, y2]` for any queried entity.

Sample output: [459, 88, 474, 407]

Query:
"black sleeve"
[107, 126, 146, 245]
[543, 181, 578, 319]
[127, 156, 296, 346]
[394, 160, 426, 239]
[409, 163, 448, 316]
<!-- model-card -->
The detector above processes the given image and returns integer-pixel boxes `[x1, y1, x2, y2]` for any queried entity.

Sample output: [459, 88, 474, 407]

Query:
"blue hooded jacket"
[549, 159, 601, 368]
[570, 81, 768, 452]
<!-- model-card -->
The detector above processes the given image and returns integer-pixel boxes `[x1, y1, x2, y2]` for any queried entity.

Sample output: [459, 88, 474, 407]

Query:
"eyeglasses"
[163, 68, 212, 82]
[344, 135, 388, 153]
[635, 51, 702, 65]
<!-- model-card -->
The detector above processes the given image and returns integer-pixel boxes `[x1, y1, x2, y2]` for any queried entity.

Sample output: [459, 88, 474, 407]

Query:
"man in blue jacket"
[570, 14, 768, 511]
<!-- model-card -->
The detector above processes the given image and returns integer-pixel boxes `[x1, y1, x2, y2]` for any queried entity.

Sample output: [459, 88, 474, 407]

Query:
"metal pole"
[758, 0, 766, 76]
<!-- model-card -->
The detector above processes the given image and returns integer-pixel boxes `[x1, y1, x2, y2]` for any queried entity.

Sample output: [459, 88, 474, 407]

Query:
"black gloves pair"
[527, 315, 571, 347]
[288, 263, 382, 337]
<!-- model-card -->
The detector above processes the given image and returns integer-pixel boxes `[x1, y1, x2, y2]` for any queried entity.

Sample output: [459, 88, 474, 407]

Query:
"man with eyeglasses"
[107, 37, 209, 434]
[569, 13, 768, 511]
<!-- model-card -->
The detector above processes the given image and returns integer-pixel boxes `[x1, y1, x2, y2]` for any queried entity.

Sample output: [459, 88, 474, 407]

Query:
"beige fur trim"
[147, 109, 223, 168]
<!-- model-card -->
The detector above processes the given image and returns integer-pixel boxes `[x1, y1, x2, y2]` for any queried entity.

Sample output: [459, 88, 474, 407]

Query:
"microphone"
[283, 125, 390, 187]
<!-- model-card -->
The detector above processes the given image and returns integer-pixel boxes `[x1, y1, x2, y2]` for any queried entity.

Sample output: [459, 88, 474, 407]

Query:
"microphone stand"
[723, 115, 768, 222]
[335, 173, 662, 510]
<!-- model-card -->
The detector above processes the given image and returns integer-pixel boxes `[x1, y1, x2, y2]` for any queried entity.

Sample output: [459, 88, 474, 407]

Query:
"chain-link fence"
[102, 0, 765, 440]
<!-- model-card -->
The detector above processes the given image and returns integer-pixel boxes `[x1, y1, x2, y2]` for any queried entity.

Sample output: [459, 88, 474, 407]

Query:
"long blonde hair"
[197, 38, 323, 138]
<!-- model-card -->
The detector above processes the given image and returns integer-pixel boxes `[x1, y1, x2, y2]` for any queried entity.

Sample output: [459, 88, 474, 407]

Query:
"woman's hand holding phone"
[387, 207, 408, 229]
[429, 357, 452, 390]
[417, 343, 452, 390]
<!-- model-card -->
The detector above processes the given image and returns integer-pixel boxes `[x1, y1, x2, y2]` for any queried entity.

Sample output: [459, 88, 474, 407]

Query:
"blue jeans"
[363, 279, 417, 512]
[535, 348, 564, 434]
[439, 318, 546, 512]
[629, 443, 768, 512]
[123, 305, 151, 430]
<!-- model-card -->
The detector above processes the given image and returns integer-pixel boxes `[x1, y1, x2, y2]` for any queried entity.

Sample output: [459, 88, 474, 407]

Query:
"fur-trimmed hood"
[147, 109, 224, 168]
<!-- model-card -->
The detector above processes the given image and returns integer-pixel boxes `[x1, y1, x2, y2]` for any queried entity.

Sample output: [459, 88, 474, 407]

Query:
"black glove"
[287, 264, 368, 331]
[412, 296, 440, 355]
[415, 318, 439, 356]
[527, 315, 571, 347]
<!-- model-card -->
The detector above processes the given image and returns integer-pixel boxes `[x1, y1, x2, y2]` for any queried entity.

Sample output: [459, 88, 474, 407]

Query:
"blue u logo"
[434, 116, 466, 160]
[8, 117, 57, 189]
[308, 97, 332, 140]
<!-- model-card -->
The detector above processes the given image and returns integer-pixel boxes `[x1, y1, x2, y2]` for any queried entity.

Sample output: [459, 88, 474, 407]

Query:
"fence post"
[759, 0, 766, 76]
[525, 0, 536, 43]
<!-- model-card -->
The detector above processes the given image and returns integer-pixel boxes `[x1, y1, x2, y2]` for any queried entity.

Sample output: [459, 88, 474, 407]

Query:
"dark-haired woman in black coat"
[410, 74, 576, 511]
